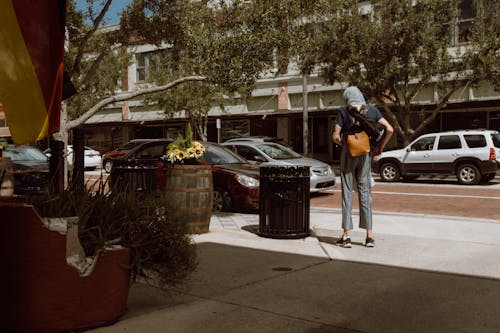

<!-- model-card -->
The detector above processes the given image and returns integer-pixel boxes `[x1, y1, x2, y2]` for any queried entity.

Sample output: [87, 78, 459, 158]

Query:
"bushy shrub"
[26, 185, 197, 289]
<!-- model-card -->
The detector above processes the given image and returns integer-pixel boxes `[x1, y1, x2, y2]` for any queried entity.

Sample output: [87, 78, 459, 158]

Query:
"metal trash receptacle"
[109, 159, 157, 194]
[258, 165, 310, 239]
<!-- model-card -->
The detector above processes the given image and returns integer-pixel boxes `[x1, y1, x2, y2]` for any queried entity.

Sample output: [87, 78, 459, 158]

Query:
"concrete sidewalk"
[90, 209, 500, 333]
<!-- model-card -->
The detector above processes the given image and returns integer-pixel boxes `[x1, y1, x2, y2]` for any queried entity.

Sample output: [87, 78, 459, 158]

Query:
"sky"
[75, 0, 133, 25]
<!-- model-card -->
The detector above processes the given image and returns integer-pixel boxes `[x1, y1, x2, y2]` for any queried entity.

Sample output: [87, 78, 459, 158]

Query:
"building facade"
[80, 45, 500, 163]
[2, 0, 499, 163]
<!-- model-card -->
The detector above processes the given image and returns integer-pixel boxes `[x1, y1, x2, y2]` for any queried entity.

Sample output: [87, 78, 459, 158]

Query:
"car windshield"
[118, 141, 145, 151]
[203, 144, 248, 165]
[3, 146, 47, 161]
[256, 143, 301, 159]
[492, 133, 500, 148]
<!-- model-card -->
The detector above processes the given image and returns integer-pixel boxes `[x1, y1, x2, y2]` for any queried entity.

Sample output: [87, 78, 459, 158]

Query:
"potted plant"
[157, 123, 214, 234]
[163, 123, 206, 165]
[0, 183, 197, 333]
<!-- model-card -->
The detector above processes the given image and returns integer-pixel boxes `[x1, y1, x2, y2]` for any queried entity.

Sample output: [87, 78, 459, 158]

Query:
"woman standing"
[332, 86, 393, 248]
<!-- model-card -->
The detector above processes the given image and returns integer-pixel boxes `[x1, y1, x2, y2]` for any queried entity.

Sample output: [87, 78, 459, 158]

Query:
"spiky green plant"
[26, 182, 197, 289]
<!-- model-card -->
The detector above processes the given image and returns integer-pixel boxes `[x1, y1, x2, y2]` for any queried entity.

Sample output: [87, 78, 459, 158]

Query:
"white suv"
[373, 129, 500, 185]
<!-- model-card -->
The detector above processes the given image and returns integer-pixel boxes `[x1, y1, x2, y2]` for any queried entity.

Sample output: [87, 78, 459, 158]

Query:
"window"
[438, 135, 462, 150]
[492, 134, 500, 148]
[452, 0, 475, 45]
[135, 51, 162, 83]
[464, 134, 487, 148]
[411, 136, 435, 151]
[235, 146, 260, 161]
[257, 143, 300, 159]
[134, 143, 166, 159]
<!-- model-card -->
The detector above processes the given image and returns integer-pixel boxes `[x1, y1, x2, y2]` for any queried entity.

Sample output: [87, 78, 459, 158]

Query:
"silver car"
[222, 140, 336, 192]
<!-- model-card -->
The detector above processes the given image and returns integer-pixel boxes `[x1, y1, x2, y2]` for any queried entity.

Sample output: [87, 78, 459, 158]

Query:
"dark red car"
[200, 142, 260, 212]
[102, 139, 170, 173]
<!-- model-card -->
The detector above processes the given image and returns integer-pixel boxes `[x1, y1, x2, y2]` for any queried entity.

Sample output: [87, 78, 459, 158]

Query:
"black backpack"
[346, 106, 386, 148]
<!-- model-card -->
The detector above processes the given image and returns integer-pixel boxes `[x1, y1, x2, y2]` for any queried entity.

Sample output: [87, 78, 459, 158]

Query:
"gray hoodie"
[343, 86, 366, 106]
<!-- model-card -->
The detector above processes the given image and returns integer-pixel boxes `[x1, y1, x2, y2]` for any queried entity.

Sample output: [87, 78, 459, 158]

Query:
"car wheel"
[213, 188, 231, 212]
[104, 160, 113, 173]
[480, 172, 495, 183]
[456, 164, 480, 185]
[379, 162, 401, 182]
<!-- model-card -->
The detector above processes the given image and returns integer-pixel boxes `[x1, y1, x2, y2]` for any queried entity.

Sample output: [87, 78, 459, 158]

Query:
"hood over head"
[343, 86, 366, 106]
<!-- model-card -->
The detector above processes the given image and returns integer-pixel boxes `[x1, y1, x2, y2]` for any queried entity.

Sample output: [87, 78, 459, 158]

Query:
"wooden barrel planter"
[0, 156, 14, 196]
[156, 163, 213, 234]
[0, 198, 131, 333]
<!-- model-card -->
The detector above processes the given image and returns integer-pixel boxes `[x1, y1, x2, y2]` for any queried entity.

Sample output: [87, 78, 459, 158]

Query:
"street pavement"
[89, 205, 500, 333]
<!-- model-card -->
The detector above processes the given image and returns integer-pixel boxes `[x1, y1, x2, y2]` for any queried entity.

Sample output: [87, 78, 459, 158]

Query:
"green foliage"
[26, 186, 197, 289]
[185, 122, 193, 148]
[66, 0, 278, 137]
[317, 0, 460, 96]
[64, 0, 499, 146]
[463, 0, 500, 90]
[311, 0, 500, 144]
[0, 139, 9, 150]
[164, 123, 206, 163]
[65, 0, 133, 121]
[245, 0, 336, 75]
[27, 189, 82, 218]
[120, 0, 276, 136]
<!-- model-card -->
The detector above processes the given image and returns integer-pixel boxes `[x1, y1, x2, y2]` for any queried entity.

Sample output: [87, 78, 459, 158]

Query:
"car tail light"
[489, 148, 496, 160]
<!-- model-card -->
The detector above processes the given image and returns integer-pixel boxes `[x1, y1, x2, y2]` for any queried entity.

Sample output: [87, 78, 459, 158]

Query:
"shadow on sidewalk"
[94, 243, 500, 333]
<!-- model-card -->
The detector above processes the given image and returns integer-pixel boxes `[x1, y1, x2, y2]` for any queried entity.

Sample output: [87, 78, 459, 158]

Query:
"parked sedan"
[109, 141, 260, 212]
[222, 140, 336, 192]
[102, 139, 162, 173]
[200, 142, 260, 212]
[69, 145, 102, 170]
[106, 139, 174, 169]
[2, 145, 49, 195]
[43, 145, 102, 171]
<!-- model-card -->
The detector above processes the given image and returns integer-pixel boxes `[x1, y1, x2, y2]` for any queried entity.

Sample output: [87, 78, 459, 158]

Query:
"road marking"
[325, 189, 500, 200]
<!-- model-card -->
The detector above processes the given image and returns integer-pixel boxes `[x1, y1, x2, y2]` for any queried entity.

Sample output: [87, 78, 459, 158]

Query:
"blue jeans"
[339, 148, 373, 230]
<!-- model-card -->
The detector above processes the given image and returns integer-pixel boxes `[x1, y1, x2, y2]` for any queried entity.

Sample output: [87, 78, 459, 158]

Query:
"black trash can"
[109, 159, 158, 194]
[258, 165, 310, 239]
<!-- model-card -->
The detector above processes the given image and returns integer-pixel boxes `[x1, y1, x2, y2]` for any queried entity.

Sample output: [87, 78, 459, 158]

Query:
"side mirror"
[254, 155, 267, 162]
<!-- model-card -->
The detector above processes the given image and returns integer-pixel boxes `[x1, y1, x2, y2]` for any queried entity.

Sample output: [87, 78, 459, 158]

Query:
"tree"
[118, 0, 277, 139]
[54, 0, 280, 188]
[63, 0, 276, 140]
[242, 0, 341, 153]
[314, 0, 499, 145]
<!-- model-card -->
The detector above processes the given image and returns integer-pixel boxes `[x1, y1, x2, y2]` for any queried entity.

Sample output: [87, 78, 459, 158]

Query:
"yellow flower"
[186, 147, 196, 158]
[175, 149, 186, 161]
[162, 126, 206, 163]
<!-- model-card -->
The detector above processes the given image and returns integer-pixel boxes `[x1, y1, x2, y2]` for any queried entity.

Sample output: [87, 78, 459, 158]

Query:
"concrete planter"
[0, 198, 131, 333]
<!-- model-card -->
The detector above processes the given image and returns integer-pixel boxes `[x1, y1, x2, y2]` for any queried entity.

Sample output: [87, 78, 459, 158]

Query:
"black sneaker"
[365, 237, 375, 247]
[336, 236, 352, 248]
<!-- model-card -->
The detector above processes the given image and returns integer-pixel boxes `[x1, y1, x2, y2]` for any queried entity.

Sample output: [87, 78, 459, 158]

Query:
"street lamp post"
[302, 74, 309, 156]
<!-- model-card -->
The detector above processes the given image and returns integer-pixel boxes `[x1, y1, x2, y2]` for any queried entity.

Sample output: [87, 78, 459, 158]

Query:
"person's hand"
[332, 133, 342, 146]
[373, 146, 383, 156]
